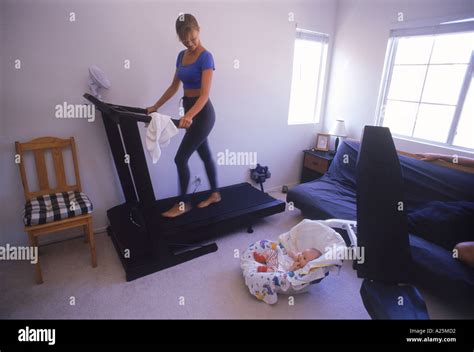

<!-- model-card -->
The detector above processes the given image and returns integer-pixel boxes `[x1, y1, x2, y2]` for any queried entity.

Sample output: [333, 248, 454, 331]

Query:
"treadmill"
[84, 93, 286, 281]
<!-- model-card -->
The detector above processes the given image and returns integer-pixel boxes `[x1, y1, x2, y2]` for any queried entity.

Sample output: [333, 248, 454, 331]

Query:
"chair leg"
[87, 218, 97, 268]
[83, 224, 89, 243]
[32, 235, 40, 255]
[28, 232, 43, 284]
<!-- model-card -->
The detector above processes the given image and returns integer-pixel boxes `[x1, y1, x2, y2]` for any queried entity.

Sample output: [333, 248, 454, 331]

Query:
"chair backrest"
[15, 137, 82, 201]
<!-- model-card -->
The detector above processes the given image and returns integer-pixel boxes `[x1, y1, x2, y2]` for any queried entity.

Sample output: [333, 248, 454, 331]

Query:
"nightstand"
[300, 149, 334, 183]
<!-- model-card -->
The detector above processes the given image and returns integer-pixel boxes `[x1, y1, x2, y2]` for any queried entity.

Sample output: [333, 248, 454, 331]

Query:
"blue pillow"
[407, 201, 474, 251]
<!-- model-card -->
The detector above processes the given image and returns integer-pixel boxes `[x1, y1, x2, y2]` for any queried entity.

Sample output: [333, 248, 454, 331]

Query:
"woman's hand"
[179, 115, 193, 129]
[146, 106, 157, 115]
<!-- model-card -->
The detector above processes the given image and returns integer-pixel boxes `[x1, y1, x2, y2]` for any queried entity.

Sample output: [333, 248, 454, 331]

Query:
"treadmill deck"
[107, 182, 286, 280]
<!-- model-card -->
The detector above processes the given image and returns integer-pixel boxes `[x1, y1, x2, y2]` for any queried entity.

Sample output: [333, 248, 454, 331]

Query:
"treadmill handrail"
[119, 112, 151, 124]
[84, 93, 151, 123]
[84, 93, 111, 113]
[109, 104, 147, 115]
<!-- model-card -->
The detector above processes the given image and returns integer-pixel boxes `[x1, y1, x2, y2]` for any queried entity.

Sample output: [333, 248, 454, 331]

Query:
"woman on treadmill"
[147, 13, 220, 218]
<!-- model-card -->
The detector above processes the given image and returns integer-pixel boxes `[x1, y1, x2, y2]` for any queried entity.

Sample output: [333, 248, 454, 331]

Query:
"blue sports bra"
[176, 49, 215, 89]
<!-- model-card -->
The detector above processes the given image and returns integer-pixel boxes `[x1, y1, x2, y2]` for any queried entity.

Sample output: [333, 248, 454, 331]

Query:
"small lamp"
[329, 119, 347, 154]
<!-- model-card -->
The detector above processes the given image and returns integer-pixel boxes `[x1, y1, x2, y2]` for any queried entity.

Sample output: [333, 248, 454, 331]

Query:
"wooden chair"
[15, 136, 97, 284]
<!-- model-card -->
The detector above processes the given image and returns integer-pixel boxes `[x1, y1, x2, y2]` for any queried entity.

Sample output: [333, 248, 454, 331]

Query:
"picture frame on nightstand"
[315, 133, 330, 151]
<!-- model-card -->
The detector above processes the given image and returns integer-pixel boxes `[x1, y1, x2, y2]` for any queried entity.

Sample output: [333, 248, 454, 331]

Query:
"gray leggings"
[175, 96, 218, 199]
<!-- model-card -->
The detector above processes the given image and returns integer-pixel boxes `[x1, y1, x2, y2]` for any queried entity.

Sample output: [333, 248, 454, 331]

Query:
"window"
[377, 23, 474, 150]
[288, 29, 329, 125]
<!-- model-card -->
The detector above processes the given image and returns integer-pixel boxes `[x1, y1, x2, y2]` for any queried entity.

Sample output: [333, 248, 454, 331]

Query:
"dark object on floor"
[84, 93, 285, 281]
[282, 185, 288, 193]
[250, 163, 271, 192]
[360, 280, 429, 320]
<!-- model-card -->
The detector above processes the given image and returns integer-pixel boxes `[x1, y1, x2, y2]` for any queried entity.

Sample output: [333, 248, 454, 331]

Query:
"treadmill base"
[107, 182, 285, 281]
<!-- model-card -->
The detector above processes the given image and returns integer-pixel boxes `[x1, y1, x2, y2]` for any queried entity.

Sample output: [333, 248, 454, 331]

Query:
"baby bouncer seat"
[240, 219, 348, 304]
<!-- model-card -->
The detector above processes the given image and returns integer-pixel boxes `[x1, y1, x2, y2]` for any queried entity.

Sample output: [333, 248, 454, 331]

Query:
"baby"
[253, 247, 322, 272]
[288, 248, 323, 271]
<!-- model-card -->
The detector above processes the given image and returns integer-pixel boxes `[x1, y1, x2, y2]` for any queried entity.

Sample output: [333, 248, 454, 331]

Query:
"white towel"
[145, 112, 179, 163]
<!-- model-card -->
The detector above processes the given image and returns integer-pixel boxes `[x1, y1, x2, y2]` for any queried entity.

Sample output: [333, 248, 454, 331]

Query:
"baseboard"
[265, 181, 300, 193]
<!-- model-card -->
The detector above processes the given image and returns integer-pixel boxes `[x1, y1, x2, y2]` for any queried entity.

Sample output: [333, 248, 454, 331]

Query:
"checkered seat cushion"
[24, 191, 93, 226]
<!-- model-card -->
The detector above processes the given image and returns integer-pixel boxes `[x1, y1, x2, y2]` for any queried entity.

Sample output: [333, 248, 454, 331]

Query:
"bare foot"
[161, 202, 192, 218]
[197, 192, 221, 208]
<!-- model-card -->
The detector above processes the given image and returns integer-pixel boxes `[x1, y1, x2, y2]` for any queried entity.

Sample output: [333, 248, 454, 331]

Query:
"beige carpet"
[0, 192, 469, 319]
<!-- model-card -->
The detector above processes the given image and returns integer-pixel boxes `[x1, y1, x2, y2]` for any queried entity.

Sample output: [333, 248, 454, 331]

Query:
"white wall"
[0, 0, 3, 135]
[0, 0, 338, 246]
[0, 0, 8, 243]
[325, 0, 474, 155]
